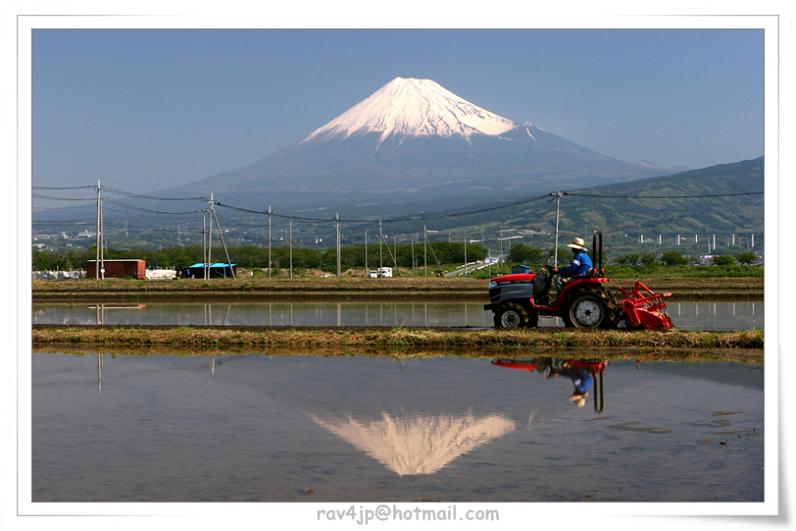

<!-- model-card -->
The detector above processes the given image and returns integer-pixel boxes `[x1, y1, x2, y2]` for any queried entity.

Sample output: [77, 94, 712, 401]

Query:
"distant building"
[146, 269, 177, 280]
[86, 259, 146, 279]
[368, 267, 393, 278]
[179, 262, 237, 279]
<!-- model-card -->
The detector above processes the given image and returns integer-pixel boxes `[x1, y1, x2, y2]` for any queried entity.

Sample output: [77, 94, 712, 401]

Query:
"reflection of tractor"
[484, 232, 673, 330]
[492, 357, 607, 412]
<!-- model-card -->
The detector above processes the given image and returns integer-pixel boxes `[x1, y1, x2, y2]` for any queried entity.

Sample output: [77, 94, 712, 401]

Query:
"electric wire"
[33, 193, 95, 201]
[100, 185, 207, 201]
[104, 197, 200, 216]
[563, 191, 763, 199]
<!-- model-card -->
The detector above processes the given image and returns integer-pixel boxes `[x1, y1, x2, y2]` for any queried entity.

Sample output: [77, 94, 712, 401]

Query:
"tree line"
[32, 242, 488, 272]
[31, 241, 758, 272]
[507, 243, 758, 267]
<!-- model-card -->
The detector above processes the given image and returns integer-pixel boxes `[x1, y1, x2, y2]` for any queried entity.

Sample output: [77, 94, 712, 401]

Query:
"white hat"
[567, 237, 588, 251]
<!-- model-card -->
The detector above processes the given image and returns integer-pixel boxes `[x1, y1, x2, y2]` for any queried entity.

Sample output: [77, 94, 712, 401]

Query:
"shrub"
[660, 251, 689, 266]
[736, 251, 757, 265]
[713, 255, 736, 266]
[509, 243, 545, 265]
[639, 253, 658, 266]
[615, 253, 641, 266]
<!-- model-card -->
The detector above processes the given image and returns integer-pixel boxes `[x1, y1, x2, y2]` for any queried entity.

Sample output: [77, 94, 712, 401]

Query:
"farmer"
[534, 238, 593, 304]
[553, 237, 593, 278]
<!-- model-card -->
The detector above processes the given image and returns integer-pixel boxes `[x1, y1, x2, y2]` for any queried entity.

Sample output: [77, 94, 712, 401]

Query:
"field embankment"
[31, 276, 763, 302]
[32, 324, 763, 352]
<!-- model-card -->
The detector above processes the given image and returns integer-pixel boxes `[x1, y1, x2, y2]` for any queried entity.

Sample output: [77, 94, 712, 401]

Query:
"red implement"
[619, 280, 673, 331]
[491, 359, 537, 372]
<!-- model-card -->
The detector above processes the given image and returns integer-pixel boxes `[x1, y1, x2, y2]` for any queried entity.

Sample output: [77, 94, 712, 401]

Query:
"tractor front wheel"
[566, 294, 608, 328]
[494, 302, 536, 329]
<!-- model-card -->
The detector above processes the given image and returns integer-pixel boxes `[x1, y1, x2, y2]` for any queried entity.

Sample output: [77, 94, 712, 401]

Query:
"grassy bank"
[33, 344, 763, 365]
[31, 276, 763, 302]
[32, 325, 764, 351]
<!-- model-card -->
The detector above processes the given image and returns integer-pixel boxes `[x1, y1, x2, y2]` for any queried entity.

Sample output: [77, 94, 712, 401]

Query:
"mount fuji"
[167, 77, 672, 213]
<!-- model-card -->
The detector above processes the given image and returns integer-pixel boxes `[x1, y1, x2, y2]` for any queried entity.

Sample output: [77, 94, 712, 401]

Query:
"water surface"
[32, 352, 764, 502]
[32, 300, 763, 330]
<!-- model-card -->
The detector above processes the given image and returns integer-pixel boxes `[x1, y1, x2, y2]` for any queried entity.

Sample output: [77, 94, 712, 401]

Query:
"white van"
[368, 267, 393, 278]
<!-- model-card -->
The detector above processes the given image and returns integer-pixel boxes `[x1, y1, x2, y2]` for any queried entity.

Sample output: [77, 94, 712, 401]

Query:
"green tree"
[660, 251, 689, 266]
[639, 253, 657, 266]
[713, 255, 736, 266]
[736, 251, 757, 265]
[615, 253, 641, 266]
[509, 243, 545, 265]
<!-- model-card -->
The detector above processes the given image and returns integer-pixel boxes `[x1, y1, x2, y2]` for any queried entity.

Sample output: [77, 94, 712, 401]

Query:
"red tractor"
[484, 232, 673, 330]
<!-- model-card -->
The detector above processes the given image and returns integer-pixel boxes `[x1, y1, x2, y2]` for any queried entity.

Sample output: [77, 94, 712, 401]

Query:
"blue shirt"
[559, 251, 593, 277]
[572, 370, 594, 394]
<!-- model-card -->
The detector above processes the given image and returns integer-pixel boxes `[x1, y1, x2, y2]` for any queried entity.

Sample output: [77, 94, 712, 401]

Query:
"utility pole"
[267, 205, 272, 278]
[288, 219, 293, 279]
[712, 233, 716, 251]
[98, 179, 104, 279]
[552, 191, 562, 268]
[695, 234, 698, 244]
[732, 233, 736, 246]
[658, 234, 662, 245]
[336, 213, 341, 277]
[210, 199, 235, 279]
[498, 225, 503, 261]
[207, 193, 214, 280]
[423, 225, 428, 276]
[751, 233, 755, 249]
[95, 179, 101, 280]
[640, 234, 644, 245]
[393, 235, 397, 267]
[379, 219, 383, 270]
[364, 228, 368, 276]
[410, 234, 415, 272]
[202, 210, 207, 279]
[463, 232, 468, 275]
[677, 234, 681, 246]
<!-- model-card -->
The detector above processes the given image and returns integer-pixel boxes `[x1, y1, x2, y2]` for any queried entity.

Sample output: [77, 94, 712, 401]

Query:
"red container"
[86, 259, 146, 279]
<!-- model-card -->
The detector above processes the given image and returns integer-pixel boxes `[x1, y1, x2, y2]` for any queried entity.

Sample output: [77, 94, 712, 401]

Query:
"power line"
[104, 197, 199, 216]
[100, 185, 206, 201]
[563, 191, 763, 199]
[215, 192, 551, 224]
[32, 185, 95, 191]
[33, 193, 95, 201]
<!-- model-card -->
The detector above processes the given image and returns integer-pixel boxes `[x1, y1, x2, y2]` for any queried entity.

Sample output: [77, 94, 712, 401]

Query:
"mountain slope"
[455, 157, 764, 237]
[163, 77, 668, 212]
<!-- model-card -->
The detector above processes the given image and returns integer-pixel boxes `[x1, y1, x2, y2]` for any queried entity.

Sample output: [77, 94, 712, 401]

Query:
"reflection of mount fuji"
[310, 411, 516, 476]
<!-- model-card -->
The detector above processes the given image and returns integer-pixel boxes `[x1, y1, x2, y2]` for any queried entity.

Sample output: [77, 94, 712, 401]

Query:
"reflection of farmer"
[567, 368, 593, 408]
[536, 358, 594, 408]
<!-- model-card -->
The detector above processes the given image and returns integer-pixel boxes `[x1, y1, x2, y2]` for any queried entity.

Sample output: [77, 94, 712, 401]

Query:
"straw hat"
[567, 237, 588, 251]
[569, 392, 588, 408]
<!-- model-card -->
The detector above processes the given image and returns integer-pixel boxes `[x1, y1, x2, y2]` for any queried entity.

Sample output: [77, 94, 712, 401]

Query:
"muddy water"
[32, 352, 763, 502]
[32, 300, 763, 330]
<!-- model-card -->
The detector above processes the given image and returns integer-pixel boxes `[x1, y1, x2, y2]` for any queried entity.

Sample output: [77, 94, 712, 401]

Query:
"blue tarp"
[187, 262, 237, 268]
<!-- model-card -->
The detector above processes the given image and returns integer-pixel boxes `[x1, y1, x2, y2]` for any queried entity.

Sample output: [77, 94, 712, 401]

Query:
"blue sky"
[32, 29, 763, 191]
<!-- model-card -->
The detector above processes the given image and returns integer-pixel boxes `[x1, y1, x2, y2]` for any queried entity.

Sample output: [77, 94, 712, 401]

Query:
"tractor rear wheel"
[566, 293, 608, 328]
[494, 302, 533, 329]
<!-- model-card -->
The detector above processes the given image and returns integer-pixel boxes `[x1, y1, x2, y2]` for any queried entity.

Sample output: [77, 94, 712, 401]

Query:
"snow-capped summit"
[155, 76, 669, 214]
[302, 77, 517, 143]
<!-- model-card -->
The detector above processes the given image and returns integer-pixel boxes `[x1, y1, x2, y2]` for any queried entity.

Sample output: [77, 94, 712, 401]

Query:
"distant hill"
[32, 157, 763, 253]
[448, 157, 764, 238]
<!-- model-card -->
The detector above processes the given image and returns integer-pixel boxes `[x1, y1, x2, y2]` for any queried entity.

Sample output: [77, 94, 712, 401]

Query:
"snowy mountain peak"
[302, 77, 517, 143]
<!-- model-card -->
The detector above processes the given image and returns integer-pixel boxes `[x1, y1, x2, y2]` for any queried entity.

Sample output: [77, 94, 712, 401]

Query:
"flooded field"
[32, 300, 763, 330]
[32, 352, 763, 502]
